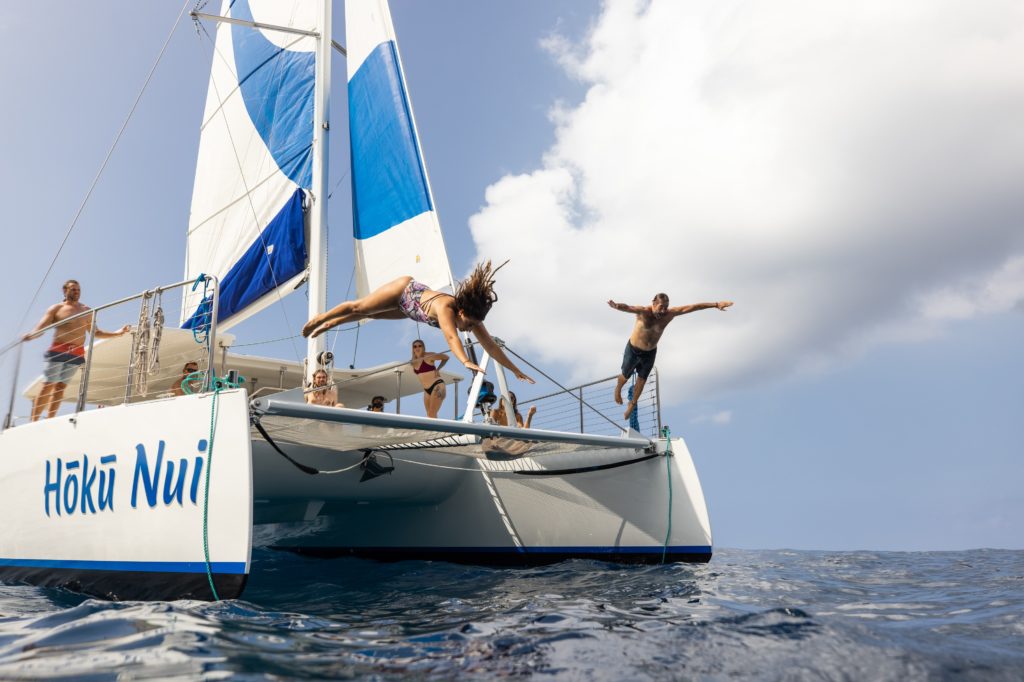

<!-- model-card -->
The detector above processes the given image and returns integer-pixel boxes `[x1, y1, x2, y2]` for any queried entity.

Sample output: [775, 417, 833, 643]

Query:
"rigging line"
[501, 344, 623, 433]
[230, 324, 358, 349]
[330, 267, 356, 356]
[197, 22, 303, 362]
[14, 0, 193, 336]
[195, 27, 309, 218]
[185, 151, 305, 237]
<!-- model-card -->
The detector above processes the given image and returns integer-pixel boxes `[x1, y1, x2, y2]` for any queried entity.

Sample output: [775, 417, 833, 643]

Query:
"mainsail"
[182, 0, 317, 330]
[346, 0, 454, 297]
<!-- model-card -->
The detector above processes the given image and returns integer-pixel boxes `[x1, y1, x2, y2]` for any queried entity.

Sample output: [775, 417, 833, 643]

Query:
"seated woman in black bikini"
[302, 261, 534, 384]
[409, 340, 449, 418]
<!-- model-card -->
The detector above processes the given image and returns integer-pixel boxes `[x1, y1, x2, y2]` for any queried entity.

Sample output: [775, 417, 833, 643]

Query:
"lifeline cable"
[502, 344, 623, 432]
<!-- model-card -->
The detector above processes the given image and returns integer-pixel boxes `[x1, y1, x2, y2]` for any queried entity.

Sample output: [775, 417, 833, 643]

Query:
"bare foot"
[310, 321, 332, 338]
[302, 315, 325, 338]
[613, 389, 623, 405]
[623, 402, 636, 419]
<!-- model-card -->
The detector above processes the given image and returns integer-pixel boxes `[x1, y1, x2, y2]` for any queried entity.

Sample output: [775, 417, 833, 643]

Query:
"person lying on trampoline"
[302, 260, 534, 383]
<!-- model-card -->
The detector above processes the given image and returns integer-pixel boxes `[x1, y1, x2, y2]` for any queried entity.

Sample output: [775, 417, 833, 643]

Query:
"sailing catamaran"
[0, 0, 712, 601]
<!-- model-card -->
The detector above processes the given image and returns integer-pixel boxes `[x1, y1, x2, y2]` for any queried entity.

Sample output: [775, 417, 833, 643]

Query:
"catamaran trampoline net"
[254, 414, 647, 461]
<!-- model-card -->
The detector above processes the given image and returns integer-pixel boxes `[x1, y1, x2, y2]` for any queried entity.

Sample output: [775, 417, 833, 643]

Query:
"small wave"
[0, 549, 1019, 679]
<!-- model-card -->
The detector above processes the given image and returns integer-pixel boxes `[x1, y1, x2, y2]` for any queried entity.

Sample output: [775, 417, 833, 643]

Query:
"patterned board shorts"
[621, 342, 657, 380]
[42, 349, 85, 384]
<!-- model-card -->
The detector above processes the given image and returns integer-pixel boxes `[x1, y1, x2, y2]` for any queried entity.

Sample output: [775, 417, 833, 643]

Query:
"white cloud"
[470, 0, 1024, 402]
[691, 410, 732, 426]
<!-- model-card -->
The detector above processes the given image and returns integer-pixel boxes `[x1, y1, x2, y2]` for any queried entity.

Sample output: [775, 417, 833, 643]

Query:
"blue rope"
[661, 425, 674, 564]
[189, 275, 212, 344]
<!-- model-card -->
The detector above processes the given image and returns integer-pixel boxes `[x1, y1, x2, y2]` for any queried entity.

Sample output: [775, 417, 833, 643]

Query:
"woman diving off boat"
[302, 261, 534, 383]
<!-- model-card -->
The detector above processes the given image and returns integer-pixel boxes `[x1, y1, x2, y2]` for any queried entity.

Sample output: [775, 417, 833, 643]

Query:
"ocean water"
[0, 549, 1020, 680]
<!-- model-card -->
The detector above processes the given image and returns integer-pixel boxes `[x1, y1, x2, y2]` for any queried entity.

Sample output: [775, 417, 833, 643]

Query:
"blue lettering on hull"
[44, 440, 208, 517]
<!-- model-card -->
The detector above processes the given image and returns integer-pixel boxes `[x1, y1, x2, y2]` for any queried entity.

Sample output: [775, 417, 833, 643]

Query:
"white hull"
[0, 389, 711, 600]
[0, 391, 254, 600]
[248, 423, 713, 565]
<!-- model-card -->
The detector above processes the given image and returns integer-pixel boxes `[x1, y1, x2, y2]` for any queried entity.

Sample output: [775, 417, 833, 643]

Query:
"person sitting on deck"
[409, 340, 449, 418]
[302, 261, 535, 385]
[306, 369, 343, 407]
[367, 395, 386, 412]
[23, 279, 130, 421]
[490, 391, 537, 428]
[172, 361, 202, 396]
[608, 293, 733, 420]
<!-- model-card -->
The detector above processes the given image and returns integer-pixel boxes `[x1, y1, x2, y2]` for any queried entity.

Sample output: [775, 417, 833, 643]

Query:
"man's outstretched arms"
[668, 301, 733, 316]
[607, 300, 647, 314]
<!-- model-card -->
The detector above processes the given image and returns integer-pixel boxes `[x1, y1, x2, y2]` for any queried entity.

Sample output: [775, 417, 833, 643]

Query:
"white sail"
[182, 0, 318, 330]
[346, 0, 454, 297]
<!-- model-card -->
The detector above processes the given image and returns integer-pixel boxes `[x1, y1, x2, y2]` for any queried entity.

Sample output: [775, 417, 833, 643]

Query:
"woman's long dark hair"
[454, 260, 507, 321]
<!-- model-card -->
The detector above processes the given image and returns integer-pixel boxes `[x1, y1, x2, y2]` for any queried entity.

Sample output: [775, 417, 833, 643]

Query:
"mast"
[307, 0, 332, 375]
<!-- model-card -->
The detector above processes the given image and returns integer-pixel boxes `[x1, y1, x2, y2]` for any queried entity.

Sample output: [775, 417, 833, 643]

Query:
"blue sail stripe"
[349, 41, 433, 240]
[183, 189, 307, 328]
[230, 0, 314, 190]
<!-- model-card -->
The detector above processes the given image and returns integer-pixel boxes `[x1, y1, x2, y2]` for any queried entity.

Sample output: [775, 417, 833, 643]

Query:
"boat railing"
[518, 369, 661, 438]
[1, 276, 220, 431]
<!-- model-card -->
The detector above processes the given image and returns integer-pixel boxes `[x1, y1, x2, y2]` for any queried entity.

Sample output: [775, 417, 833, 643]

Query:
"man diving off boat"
[609, 294, 733, 420]
[24, 279, 130, 421]
[302, 261, 535, 384]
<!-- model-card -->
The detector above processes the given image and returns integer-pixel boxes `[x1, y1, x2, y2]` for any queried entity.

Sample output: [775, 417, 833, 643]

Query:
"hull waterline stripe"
[0, 558, 247, 574]
[284, 546, 713, 565]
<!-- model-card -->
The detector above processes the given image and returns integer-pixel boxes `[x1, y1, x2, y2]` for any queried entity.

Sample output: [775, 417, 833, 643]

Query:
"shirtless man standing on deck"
[608, 293, 733, 420]
[24, 279, 130, 421]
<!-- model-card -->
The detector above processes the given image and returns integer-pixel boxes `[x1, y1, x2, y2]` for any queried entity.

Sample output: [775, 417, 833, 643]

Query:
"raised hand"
[515, 370, 535, 384]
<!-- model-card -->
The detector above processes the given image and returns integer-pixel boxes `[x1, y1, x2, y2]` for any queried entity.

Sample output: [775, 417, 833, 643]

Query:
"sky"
[1, 0, 1021, 551]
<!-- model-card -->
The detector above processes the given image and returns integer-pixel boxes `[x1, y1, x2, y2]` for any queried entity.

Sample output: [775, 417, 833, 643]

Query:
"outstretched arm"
[472, 324, 535, 384]
[437, 316, 483, 374]
[95, 323, 131, 339]
[607, 300, 647, 314]
[668, 301, 733, 316]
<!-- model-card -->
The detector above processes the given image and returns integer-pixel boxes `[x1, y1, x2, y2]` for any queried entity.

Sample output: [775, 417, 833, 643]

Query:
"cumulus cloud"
[469, 0, 1024, 402]
[691, 410, 733, 426]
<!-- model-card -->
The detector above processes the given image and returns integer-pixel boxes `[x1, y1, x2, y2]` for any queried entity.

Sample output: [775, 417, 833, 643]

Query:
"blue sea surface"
[0, 549, 1020, 680]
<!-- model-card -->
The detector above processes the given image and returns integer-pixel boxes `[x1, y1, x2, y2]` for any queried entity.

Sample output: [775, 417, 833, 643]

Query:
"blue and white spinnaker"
[182, 0, 316, 330]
